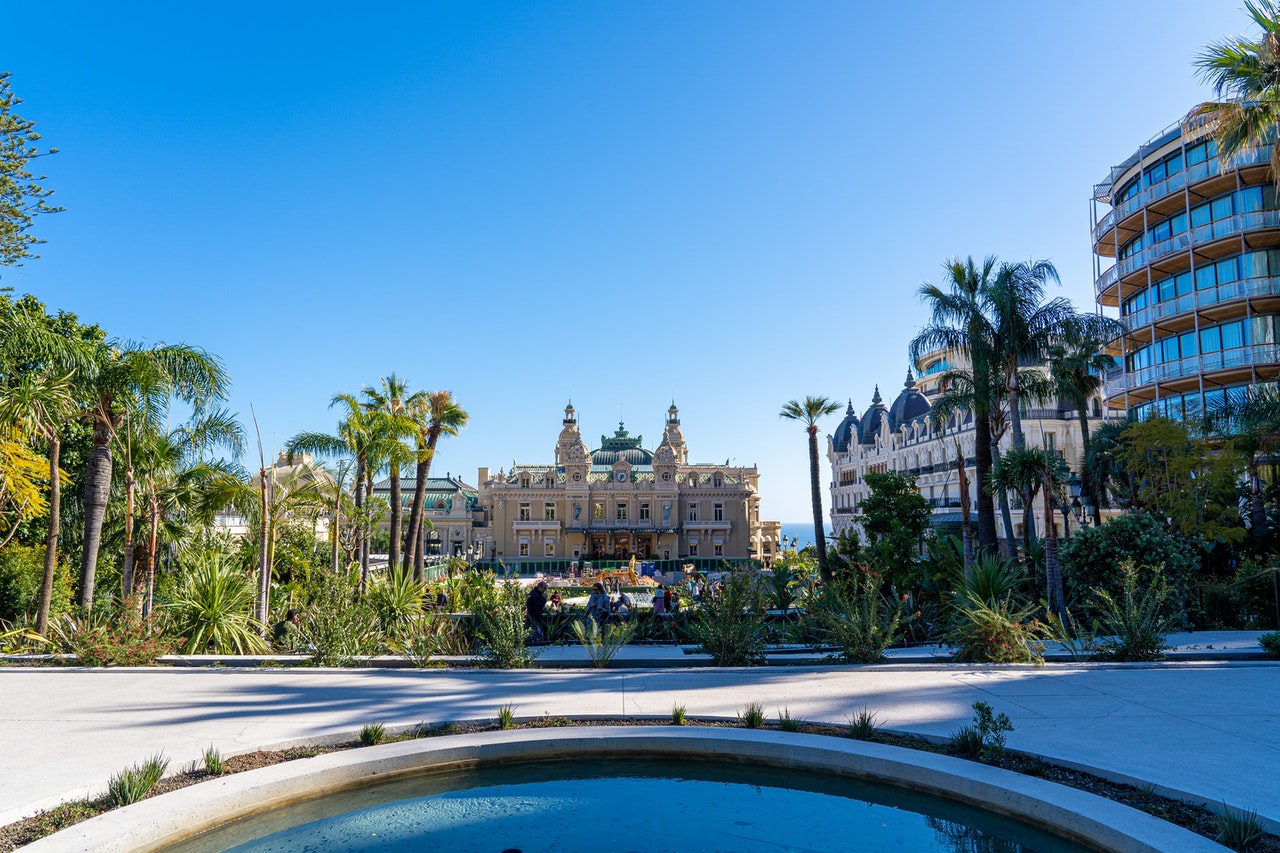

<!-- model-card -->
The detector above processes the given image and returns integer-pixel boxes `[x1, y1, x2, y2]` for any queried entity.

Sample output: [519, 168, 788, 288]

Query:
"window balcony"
[1121, 274, 1280, 331]
[1097, 208, 1280, 299]
[1105, 343, 1280, 395]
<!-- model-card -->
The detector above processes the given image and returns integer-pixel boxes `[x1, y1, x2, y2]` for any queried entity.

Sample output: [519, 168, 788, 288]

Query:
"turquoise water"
[172, 759, 1092, 853]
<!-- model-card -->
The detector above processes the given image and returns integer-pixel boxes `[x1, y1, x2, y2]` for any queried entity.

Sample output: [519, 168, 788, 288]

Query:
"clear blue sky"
[0, 1, 1250, 521]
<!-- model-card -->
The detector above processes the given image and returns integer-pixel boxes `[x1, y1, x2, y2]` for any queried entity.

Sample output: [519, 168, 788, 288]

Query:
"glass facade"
[1118, 185, 1278, 261]
[1121, 249, 1280, 317]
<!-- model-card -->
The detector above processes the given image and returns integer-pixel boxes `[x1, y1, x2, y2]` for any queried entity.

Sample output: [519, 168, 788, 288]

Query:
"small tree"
[855, 471, 932, 592]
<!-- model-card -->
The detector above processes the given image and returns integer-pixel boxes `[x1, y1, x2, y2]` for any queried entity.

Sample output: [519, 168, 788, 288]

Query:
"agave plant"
[166, 551, 268, 654]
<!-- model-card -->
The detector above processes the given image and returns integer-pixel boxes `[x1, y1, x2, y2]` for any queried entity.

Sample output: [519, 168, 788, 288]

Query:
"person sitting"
[613, 590, 634, 621]
[272, 608, 301, 650]
[586, 582, 611, 626]
[526, 581, 549, 640]
[548, 590, 562, 610]
[651, 585, 667, 616]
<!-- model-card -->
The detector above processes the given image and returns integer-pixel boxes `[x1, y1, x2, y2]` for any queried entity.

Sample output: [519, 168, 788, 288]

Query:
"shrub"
[366, 568, 425, 637]
[809, 567, 902, 663]
[690, 571, 766, 666]
[202, 746, 225, 776]
[847, 707, 878, 741]
[571, 618, 636, 667]
[0, 544, 73, 625]
[1260, 632, 1280, 660]
[1060, 510, 1198, 612]
[300, 572, 380, 666]
[1216, 804, 1264, 852]
[360, 722, 386, 745]
[389, 616, 457, 667]
[949, 726, 984, 758]
[737, 701, 765, 729]
[777, 707, 801, 732]
[477, 582, 539, 668]
[58, 603, 171, 666]
[948, 592, 1046, 664]
[1091, 561, 1173, 662]
[165, 552, 268, 655]
[950, 702, 1013, 761]
[107, 754, 169, 806]
[671, 704, 686, 725]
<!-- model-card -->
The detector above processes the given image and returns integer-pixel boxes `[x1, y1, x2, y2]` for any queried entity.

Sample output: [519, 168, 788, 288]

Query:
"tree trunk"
[955, 439, 974, 581]
[413, 434, 442, 577]
[331, 487, 342, 574]
[990, 440, 1018, 557]
[1043, 482, 1064, 619]
[77, 418, 115, 612]
[388, 463, 402, 573]
[143, 496, 159, 617]
[807, 425, 830, 585]
[973, 413, 997, 552]
[35, 436, 60, 636]
[1008, 370, 1025, 451]
[122, 465, 136, 602]
[353, 458, 367, 593]
[257, 468, 271, 627]
[1076, 405, 1102, 527]
[406, 451, 430, 577]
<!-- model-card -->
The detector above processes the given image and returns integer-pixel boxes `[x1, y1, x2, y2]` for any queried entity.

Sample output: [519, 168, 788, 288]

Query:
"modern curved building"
[1092, 109, 1280, 420]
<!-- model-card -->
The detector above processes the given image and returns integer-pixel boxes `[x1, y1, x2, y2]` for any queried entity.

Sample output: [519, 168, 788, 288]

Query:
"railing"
[1091, 145, 1272, 246]
[1096, 208, 1280, 297]
[1105, 343, 1280, 394]
[1122, 275, 1280, 331]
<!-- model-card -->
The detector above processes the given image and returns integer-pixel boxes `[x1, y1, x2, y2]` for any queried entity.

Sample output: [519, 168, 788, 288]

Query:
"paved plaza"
[3, 643, 1279, 838]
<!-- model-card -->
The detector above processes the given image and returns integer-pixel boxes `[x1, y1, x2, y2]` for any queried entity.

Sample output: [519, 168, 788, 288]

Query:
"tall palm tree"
[1049, 336, 1119, 527]
[780, 396, 840, 585]
[286, 393, 388, 591]
[404, 390, 469, 578]
[1194, 1, 1280, 180]
[0, 368, 77, 634]
[126, 408, 245, 614]
[985, 259, 1065, 451]
[911, 256, 1002, 552]
[77, 342, 230, 612]
[988, 447, 1066, 619]
[361, 375, 417, 573]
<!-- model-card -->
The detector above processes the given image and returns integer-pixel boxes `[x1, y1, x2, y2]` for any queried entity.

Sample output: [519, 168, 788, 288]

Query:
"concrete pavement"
[3, 656, 1279, 836]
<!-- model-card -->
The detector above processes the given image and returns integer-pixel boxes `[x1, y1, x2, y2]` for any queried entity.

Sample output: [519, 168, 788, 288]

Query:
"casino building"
[828, 358, 1111, 545]
[474, 403, 782, 566]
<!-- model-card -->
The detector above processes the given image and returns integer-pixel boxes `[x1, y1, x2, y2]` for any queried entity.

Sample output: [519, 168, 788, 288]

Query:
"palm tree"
[1049, 336, 1119, 527]
[0, 368, 77, 634]
[77, 342, 230, 613]
[987, 447, 1066, 619]
[286, 392, 389, 591]
[1194, 1, 1280, 180]
[911, 256, 1002, 553]
[403, 390, 469, 578]
[780, 396, 840, 585]
[361, 375, 418, 573]
[985, 259, 1065, 450]
[125, 408, 245, 614]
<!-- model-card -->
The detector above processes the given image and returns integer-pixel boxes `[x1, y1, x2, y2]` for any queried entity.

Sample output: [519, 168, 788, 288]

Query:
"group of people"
[525, 578, 690, 637]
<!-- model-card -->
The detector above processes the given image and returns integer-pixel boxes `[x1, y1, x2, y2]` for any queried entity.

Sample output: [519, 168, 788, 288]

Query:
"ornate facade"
[828, 357, 1113, 544]
[475, 403, 782, 565]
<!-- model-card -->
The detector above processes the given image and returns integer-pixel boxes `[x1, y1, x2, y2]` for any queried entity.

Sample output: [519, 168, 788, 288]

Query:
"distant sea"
[779, 521, 830, 550]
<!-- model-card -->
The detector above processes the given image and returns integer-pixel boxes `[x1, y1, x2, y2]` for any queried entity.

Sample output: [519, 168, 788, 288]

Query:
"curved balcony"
[1120, 274, 1280, 331]
[1091, 145, 1273, 248]
[1104, 343, 1280, 396]
[1096, 208, 1280, 299]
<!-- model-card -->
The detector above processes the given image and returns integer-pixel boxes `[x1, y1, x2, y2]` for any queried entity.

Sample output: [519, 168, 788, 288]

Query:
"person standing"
[651, 585, 667, 616]
[586, 582, 611, 626]
[526, 581, 549, 640]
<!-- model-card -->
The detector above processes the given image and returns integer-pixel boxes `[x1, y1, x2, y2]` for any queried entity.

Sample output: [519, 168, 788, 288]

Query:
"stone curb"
[19, 727, 1227, 853]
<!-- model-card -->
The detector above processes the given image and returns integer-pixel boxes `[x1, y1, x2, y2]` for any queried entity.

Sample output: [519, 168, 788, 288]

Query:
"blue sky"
[1, 1, 1250, 521]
